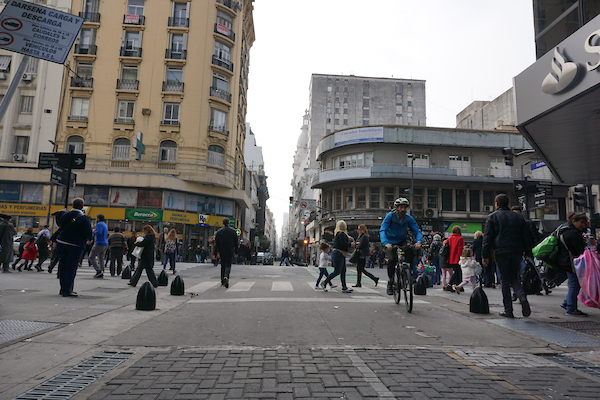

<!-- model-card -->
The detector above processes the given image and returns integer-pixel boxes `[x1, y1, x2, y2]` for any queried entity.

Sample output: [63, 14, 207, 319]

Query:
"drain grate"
[539, 353, 600, 378]
[487, 318, 600, 347]
[550, 320, 600, 337]
[0, 320, 59, 345]
[13, 351, 133, 400]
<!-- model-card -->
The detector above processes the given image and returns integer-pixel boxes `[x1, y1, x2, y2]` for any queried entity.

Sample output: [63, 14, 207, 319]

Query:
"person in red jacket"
[17, 237, 38, 271]
[444, 225, 464, 291]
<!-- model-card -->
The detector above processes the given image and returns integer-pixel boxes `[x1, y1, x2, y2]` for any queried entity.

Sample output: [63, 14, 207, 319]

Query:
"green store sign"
[125, 209, 163, 221]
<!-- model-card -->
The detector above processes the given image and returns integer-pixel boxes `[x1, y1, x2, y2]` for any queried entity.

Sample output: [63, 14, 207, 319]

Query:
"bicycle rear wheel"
[402, 267, 413, 313]
[393, 268, 401, 304]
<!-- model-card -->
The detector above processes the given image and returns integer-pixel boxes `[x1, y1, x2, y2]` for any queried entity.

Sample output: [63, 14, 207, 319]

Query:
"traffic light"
[289, 196, 294, 207]
[502, 147, 514, 166]
[573, 185, 589, 208]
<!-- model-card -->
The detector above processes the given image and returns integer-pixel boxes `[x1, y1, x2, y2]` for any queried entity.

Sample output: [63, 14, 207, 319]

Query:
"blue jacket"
[379, 211, 423, 246]
[56, 209, 92, 249]
[93, 221, 109, 246]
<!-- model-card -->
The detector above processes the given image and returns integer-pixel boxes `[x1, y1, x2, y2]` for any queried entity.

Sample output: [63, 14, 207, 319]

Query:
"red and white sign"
[299, 201, 308, 209]
[124, 14, 140, 24]
[1, 18, 22, 31]
[216, 23, 230, 36]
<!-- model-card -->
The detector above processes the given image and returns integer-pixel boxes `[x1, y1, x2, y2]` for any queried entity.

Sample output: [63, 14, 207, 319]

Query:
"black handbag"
[439, 242, 450, 261]
[349, 251, 360, 264]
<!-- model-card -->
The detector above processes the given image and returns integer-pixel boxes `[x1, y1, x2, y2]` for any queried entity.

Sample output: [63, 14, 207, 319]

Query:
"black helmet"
[394, 197, 409, 207]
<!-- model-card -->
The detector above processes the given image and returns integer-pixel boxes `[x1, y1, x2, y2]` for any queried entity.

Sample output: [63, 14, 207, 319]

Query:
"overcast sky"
[246, 0, 536, 236]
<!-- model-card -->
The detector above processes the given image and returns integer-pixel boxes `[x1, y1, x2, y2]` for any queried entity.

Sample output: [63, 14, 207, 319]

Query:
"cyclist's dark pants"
[384, 242, 414, 281]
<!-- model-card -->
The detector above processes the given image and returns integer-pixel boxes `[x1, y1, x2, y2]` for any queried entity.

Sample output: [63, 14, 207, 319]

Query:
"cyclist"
[380, 197, 423, 295]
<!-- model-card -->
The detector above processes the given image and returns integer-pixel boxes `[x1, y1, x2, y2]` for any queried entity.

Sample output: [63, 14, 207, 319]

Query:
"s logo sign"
[541, 47, 578, 94]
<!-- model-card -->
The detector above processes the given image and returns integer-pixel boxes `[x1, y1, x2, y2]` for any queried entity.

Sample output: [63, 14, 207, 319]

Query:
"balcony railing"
[211, 55, 233, 72]
[74, 44, 97, 55]
[168, 17, 189, 27]
[158, 162, 177, 170]
[116, 79, 139, 90]
[214, 23, 235, 42]
[70, 77, 93, 88]
[162, 81, 184, 92]
[123, 14, 145, 25]
[207, 150, 225, 168]
[216, 0, 237, 12]
[111, 160, 130, 168]
[165, 48, 187, 60]
[120, 47, 142, 57]
[67, 115, 88, 122]
[210, 86, 231, 102]
[161, 120, 180, 126]
[208, 124, 229, 135]
[79, 12, 101, 23]
[114, 117, 134, 124]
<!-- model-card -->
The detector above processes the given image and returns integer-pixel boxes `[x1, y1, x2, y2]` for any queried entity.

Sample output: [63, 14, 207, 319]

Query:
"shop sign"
[206, 215, 236, 227]
[163, 210, 197, 224]
[87, 207, 125, 220]
[125, 209, 162, 221]
[0, 202, 48, 216]
[198, 214, 209, 227]
[444, 222, 482, 234]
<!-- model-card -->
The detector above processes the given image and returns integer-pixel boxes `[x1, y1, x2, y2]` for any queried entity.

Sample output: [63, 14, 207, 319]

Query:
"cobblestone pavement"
[85, 346, 600, 400]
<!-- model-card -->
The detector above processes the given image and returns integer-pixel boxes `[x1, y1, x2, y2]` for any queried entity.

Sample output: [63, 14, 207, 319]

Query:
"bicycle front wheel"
[393, 268, 401, 304]
[402, 267, 413, 313]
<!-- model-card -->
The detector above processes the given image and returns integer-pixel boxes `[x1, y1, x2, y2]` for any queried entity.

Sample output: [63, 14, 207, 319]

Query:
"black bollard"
[414, 275, 427, 295]
[170, 275, 185, 295]
[136, 282, 156, 311]
[157, 269, 169, 286]
[469, 286, 490, 314]
[121, 265, 132, 279]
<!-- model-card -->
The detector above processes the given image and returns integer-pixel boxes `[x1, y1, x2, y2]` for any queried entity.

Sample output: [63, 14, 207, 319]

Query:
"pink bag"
[575, 249, 600, 308]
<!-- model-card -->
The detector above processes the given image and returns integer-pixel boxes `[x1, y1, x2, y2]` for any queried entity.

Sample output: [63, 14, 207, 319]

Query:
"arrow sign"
[513, 180, 526, 193]
[38, 152, 86, 169]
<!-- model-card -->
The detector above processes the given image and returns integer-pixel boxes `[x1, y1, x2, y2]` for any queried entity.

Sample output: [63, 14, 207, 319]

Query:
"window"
[490, 156, 511, 178]
[408, 153, 429, 168]
[159, 140, 177, 162]
[13, 136, 29, 154]
[363, 98, 369, 107]
[19, 96, 33, 114]
[165, 67, 183, 91]
[79, 28, 96, 49]
[343, 98, 348, 103]
[137, 189, 162, 207]
[66, 136, 84, 153]
[396, 83, 402, 94]
[449, 155, 471, 176]
[119, 65, 138, 89]
[112, 138, 131, 160]
[117, 100, 135, 122]
[455, 189, 467, 212]
[327, 86, 332, 92]
[0, 55, 11, 72]
[207, 145, 225, 168]
[483, 191, 495, 209]
[212, 73, 229, 92]
[70, 98, 89, 120]
[216, 10, 232, 34]
[332, 152, 373, 169]
[210, 108, 227, 133]
[334, 108, 339, 114]
[469, 190, 481, 212]
[343, 108, 348, 114]
[407, 101, 412, 107]
[343, 119, 348, 125]
[362, 120, 369, 126]
[362, 109, 369, 118]
[214, 41, 231, 62]
[427, 189, 438, 209]
[334, 189, 342, 210]
[413, 188, 423, 210]
[24, 58, 38, 74]
[363, 81, 369, 95]
[169, 33, 185, 58]
[124, 31, 141, 49]
[442, 189, 453, 211]
[370, 187, 380, 209]
[163, 103, 180, 125]
[344, 188, 353, 209]
[127, 0, 144, 15]
[334, 119, 339, 124]
[344, 87, 348, 93]
[173, 2, 187, 18]
[356, 187, 366, 209]
[384, 187, 395, 209]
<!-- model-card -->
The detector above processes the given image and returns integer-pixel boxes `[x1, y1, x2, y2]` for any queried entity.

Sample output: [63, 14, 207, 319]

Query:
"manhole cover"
[0, 320, 59, 344]
[550, 321, 600, 337]
[487, 318, 600, 347]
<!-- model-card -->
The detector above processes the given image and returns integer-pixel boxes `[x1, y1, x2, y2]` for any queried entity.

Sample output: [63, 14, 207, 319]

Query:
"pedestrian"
[455, 246, 478, 293]
[108, 226, 127, 276]
[315, 242, 336, 289]
[428, 234, 442, 285]
[445, 226, 464, 291]
[89, 214, 109, 278]
[55, 198, 93, 297]
[128, 225, 159, 288]
[164, 229, 178, 274]
[213, 217, 238, 288]
[472, 230, 489, 286]
[17, 237, 37, 271]
[201, 246, 207, 263]
[320, 220, 355, 293]
[353, 224, 379, 287]
[34, 224, 51, 271]
[158, 227, 169, 268]
[378, 249, 386, 268]
[195, 244, 202, 263]
[244, 242, 252, 265]
[558, 212, 589, 316]
[482, 194, 533, 318]
[12, 227, 33, 270]
[280, 248, 290, 266]
[47, 240, 59, 275]
[379, 197, 423, 295]
[127, 230, 138, 270]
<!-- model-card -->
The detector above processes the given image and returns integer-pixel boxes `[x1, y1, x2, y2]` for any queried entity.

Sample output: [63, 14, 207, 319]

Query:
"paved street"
[2, 261, 600, 399]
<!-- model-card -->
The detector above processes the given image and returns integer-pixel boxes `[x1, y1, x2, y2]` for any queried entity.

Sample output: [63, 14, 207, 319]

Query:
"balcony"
[168, 17, 189, 27]
[165, 48, 187, 60]
[70, 77, 93, 88]
[158, 162, 177, 170]
[74, 44, 97, 55]
[120, 47, 142, 58]
[114, 117, 134, 124]
[67, 115, 88, 122]
[214, 23, 235, 42]
[111, 160, 130, 168]
[210, 86, 231, 103]
[211, 55, 233, 72]
[79, 11, 101, 23]
[216, 0, 238, 13]
[161, 120, 180, 126]
[162, 81, 184, 92]
[116, 79, 139, 90]
[123, 14, 145, 25]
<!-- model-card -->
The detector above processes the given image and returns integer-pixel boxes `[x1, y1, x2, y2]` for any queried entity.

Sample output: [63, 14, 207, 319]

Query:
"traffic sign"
[0, 0, 84, 64]
[531, 160, 546, 170]
[513, 180, 526, 193]
[298, 199, 317, 211]
[50, 165, 68, 186]
[38, 152, 86, 169]
[535, 181, 553, 195]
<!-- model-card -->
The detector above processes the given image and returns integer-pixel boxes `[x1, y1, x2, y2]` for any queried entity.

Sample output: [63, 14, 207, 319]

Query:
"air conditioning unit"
[484, 205, 494, 212]
[13, 154, 25, 162]
[424, 208, 437, 218]
[0, 72, 6, 80]
[22, 73, 34, 81]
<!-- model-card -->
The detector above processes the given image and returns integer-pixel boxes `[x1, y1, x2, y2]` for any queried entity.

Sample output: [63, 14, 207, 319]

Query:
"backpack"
[165, 240, 176, 254]
[532, 226, 563, 269]
[36, 233, 48, 248]
[439, 242, 450, 261]
[521, 259, 542, 295]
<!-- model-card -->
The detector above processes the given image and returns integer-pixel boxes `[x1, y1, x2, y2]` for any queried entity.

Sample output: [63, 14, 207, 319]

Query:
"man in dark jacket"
[483, 194, 533, 318]
[213, 217, 238, 288]
[0, 213, 16, 273]
[55, 198, 93, 297]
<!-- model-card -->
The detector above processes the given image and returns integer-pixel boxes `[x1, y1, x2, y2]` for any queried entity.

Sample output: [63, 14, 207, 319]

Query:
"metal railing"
[74, 44, 97, 55]
[67, 115, 88, 122]
[210, 86, 231, 102]
[111, 160, 130, 168]
[216, 0, 236, 12]
[70, 77, 93, 88]
[114, 117, 134, 124]
[208, 124, 229, 135]
[207, 151, 225, 168]
[214, 23, 235, 41]
[211, 55, 233, 72]
[123, 14, 145, 25]
[79, 12, 101, 23]
[168, 17, 189, 27]
[165, 49, 187, 60]
[162, 81, 184, 92]
[116, 79, 139, 90]
[120, 47, 142, 57]
[161, 120, 180, 126]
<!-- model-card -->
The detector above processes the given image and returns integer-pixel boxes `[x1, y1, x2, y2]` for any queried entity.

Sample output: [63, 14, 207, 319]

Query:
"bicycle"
[392, 244, 413, 312]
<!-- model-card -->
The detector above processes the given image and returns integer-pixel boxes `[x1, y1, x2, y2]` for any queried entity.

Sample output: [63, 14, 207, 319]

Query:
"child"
[18, 237, 38, 271]
[455, 246, 478, 293]
[315, 243, 337, 291]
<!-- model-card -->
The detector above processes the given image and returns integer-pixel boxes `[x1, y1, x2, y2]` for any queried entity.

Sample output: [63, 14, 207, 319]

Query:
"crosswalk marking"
[227, 281, 255, 291]
[306, 281, 380, 293]
[187, 281, 220, 293]
[272, 281, 293, 291]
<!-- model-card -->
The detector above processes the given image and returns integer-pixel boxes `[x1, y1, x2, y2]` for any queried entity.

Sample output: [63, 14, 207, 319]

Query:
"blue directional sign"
[531, 160, 546, 170]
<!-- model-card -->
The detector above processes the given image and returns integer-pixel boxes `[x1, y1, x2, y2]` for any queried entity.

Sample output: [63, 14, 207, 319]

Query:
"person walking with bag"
[128, 225, 159, 288]
[353, 224, 379, 288]
[163, 229, 178, 274]
[445, 226, 464, 291]
[127, 230, 138, 270]
[321, 220, 355, 293]
[558, 212, 589, 316]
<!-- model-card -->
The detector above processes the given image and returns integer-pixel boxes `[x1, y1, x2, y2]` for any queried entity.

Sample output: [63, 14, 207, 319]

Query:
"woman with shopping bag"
[558, 213, 588, 316]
